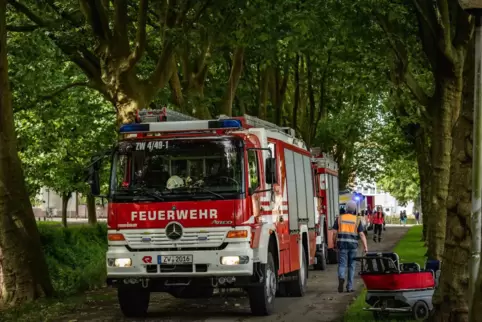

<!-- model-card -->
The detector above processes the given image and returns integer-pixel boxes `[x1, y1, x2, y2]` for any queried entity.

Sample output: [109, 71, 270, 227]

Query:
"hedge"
[38, 224, 108, 296]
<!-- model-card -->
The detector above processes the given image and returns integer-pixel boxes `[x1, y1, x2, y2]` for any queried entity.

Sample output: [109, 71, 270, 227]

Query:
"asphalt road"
[55, 226, 410, 322]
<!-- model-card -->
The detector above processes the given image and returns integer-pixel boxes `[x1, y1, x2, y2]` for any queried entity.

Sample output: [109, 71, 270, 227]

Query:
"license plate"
[158, 255, 193, 265]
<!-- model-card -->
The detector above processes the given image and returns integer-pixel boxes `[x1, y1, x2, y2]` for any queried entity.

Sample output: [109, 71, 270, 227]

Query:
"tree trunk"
[258, 67, 269, 119]
[415, 126, 431, 243]
[87, 193, 97, 225]
[0, 0, 54, 304]
[426, 77, 462, 260]
[61, 192, 71, 228]
[292, 54, 300, 129]
[431, 54, 474, 322]
[269, 65, 289, 125]
[220, 47, 245, 117]
[169, 62, 185, 112]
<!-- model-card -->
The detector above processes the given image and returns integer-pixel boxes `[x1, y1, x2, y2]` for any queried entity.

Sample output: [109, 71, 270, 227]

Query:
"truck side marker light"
[227, 230, 248, 238]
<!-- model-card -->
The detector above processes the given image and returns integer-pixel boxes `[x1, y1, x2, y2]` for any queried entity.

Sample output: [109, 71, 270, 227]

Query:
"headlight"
[221, 256, 249, 265]
[108, 258, 132, 267]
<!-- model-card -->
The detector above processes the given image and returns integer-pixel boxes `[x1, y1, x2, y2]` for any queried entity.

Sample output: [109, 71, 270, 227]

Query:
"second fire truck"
[311, 149, 340, 267]
[88, 108, 318, 317]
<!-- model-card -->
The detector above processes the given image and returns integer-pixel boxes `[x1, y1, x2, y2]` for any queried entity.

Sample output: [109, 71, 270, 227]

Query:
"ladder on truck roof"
[219, 114, 297, 138]
[134, 107, 305, 148]
[311, 147, 338, 172]
[220, 113, 305, 149]
[136, 107, 198, 123]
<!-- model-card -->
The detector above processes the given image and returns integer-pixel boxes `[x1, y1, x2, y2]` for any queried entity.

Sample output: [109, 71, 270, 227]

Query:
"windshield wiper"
[117, 187, 165, 201]
[191, 186, 224, 199]
[167, 185, 225, 200]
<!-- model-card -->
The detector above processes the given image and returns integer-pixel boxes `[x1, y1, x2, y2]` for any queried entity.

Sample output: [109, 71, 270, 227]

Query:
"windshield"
[110, 138, 244, 201]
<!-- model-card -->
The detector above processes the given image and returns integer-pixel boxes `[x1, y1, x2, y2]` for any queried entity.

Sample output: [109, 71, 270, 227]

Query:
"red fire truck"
[88, 108, 318, 317]
[311, 149, 340, 266]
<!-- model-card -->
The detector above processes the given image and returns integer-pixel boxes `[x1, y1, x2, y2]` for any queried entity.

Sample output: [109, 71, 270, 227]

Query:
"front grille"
[124, 229, 227, 249]
[160, 265, 193, 273]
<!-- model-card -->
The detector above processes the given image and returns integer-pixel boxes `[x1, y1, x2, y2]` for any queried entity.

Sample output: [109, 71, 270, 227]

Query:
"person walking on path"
[401, 211, 407, 226]
[332, 200, 368, 293]
[415, 211, 420, 225]
[372, 206, 385, 243]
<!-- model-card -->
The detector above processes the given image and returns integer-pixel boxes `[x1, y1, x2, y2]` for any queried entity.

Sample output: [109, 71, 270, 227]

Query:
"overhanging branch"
[377, 13, 432, 109]
[6, 24, 39, 32]
[125, 0, 148, 71]
[14, 82, 95, 113]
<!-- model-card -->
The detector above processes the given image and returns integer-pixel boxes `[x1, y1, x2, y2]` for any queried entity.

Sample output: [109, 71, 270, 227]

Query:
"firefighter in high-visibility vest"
[332, 200, 368, 293]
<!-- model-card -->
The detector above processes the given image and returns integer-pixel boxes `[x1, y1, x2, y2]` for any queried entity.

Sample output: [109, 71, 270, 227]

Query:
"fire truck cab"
[88, 108, 317, 317]
[311, 149, 339, 267]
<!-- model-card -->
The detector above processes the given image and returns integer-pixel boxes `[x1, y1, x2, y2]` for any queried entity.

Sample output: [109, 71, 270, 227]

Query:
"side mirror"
[87, 157, 102, 196]
[265, 157, 277, 184]
[88, 166, 101, 196]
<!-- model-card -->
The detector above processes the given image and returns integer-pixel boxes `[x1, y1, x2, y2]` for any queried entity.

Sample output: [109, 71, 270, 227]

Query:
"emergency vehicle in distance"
[88, 108, 318, 317]
[311, 148, 339, 267]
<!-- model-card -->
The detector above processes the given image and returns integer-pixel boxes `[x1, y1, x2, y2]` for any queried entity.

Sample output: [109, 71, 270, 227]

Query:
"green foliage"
[344, 225, 425, 321]
[7, 29, 116, 199]
[38, 224, 107, 296]
[378, 158, 420, 205]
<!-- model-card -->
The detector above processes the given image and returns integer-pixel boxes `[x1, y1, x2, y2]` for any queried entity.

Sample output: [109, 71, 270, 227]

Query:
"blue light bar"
[220, 119, 242, 128]
[208, 119, 242, 129]
[119, 123, 150, 133]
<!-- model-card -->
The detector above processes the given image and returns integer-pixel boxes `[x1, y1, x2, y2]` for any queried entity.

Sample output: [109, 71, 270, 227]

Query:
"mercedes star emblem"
[172, 205, 176, 210]
[165, 222, 183, 240]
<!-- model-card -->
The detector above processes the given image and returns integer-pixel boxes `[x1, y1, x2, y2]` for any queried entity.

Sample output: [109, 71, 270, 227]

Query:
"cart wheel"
[413, 301, 430, 320]
[372, 311, 389, 320]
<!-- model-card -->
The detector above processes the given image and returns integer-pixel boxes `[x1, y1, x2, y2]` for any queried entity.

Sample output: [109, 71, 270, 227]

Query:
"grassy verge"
[343, 225, 426, 322]
[0, 224, 108, 322]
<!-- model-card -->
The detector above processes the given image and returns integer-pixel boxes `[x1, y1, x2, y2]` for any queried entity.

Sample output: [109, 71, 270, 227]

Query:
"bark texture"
[0, 0, 54, 305]
[220, 47, 245, 116]
[87, 193, 97, 225]
[61, 192, 71, 228]
[431, 50, 474, 322]
[426, 78, 462, 260]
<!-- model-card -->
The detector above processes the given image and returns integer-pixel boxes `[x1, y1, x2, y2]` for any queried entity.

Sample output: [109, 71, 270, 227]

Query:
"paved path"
[55, 227, 409, 322]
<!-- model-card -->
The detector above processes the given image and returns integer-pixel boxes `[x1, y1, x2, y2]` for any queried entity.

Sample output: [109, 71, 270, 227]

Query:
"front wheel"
[286, 247, 307, 297]
[118, 285, 150, 318]
[248, 252, 277, 316]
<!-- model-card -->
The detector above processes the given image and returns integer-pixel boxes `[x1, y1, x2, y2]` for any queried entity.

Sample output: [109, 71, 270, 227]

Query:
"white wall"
[38, 187, 77, 214]
[354, 178, 415, 216]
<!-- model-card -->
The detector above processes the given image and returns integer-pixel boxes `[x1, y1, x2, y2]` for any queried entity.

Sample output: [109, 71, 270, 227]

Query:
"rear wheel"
[413, 301, 430, 321]
[118, 285, 150, 318]
[328, 248, 338, 264]
[314, 243, 327, 270]
[286, 246, 307, 296]
[248, 252, 277, 316]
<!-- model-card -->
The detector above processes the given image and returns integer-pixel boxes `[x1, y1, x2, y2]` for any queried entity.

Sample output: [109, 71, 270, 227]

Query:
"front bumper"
[106, 242, 254, 278]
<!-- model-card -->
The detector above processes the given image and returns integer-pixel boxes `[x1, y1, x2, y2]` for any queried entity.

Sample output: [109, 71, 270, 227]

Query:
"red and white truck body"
[311, 149, 339, 266]
[90, 108, 317, 316]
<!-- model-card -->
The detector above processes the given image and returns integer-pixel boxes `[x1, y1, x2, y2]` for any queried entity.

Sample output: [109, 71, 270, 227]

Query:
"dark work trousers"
[373, 224, 383, 242]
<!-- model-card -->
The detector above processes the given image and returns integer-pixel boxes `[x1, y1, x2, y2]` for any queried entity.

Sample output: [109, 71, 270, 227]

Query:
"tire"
[314, 243, 327, 270]
[248, 252, 277, 316]
[286, 247, 308, 297]
[328, 248, 338, 264]
[413, 301, 430, 321]
[117, 285, 150, 318]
